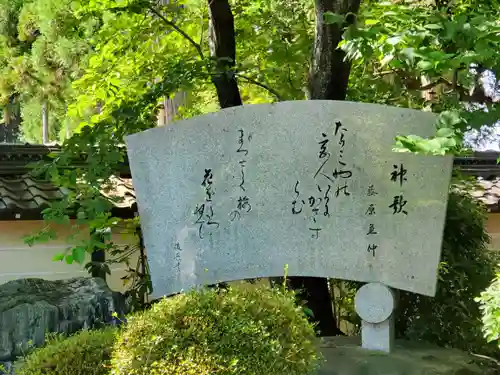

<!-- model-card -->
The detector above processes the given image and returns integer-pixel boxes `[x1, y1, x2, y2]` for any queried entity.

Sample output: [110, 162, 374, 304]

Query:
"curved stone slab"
[126, 100, 453, 298]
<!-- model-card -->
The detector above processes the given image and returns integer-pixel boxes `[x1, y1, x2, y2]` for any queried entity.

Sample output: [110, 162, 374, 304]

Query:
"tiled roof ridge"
[0, 144, 129, 176]
[1, 145, 496, 178]
[0, 144, 59, 159]
[0, 175, 61, 191]
[457, 176, 500, 212]
[0, 172, 136, 220]
[454, 152, 500, 164]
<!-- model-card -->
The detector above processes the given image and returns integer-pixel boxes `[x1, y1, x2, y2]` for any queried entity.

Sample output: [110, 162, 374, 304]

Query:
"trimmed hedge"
[17, 327, 117, 375]
[111, 285, 321, 375]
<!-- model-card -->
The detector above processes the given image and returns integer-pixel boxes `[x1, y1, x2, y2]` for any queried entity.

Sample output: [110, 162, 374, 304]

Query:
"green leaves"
[302, 306, 314, 318]
[0, 0, 99, 142]
[24, 226, 57, 246]
[394, 132, 460, 155]
[323, 11, 344, 25]
[436, 127, 455, 138]
[398, 191, 498, 355]
[477, 274, 500, 345]
[72, 246, 87, 264]
[437, 110, 465, 129]
[393, 110, 465, 155]
[424, 23, 443, 30]
[344, 0, 500, 156]
[416, 60, 434, 71]
[52, 253, 65, 261]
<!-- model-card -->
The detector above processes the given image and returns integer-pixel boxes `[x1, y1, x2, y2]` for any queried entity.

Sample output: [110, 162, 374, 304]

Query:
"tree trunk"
[286, 0, 362, 337]
[288, 277, 345, 336]
[2, 95, 21, 143]
[90, 230, 107, 281]
[157, 92, 187, 126]
[42, 100, 49, 144]
[3, 105, 10, 125]
[308, 0, 361, 100]
[207, 0, 243, 108]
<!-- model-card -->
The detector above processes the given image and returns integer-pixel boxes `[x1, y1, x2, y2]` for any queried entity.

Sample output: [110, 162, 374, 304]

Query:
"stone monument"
[126, 100, 453, 353]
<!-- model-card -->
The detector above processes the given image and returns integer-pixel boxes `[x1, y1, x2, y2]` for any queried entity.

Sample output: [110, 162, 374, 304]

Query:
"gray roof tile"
[466, 177, 500, 212]
[0, 174, 136, 218]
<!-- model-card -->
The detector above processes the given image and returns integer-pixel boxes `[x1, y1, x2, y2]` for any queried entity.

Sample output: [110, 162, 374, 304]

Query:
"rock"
[0, 277, 127, 363]
[318, 337, 499, 375]
[0, 361, 13, 375]
[0, 360, 23, 375]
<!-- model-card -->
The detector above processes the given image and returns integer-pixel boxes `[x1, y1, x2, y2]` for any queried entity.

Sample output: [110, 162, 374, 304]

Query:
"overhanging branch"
[375, 70, 497, 104]
[236, 74, 282, 101]
[148, 5, 204, 59]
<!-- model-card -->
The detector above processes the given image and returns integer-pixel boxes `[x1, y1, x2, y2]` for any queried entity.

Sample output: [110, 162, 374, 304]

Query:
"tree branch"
[147, 5, 204, 59]
[373, 70, 399, 78]
[236, 74, 282, 101]
[418, 77, 451, 91]
[413, 75, 497, 104]
[284, 43, 298, 93]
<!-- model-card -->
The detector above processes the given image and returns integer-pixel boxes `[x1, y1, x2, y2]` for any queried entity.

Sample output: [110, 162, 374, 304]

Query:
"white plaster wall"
[486, 214, 500, 252]
[0, 220, 138, 292]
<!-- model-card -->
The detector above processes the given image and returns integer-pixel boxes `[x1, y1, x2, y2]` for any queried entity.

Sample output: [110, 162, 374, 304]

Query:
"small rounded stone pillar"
[354, 282, 395, 353]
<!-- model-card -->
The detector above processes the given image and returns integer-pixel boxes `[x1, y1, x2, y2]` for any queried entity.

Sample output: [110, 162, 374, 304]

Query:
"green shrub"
[477, 273, 500, 348]
[16, 327, 117, 375]
[111, 285, 321, 375]
[395, 191, 499, 356]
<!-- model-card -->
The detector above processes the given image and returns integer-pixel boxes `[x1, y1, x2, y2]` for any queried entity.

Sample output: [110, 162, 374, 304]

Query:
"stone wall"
[0, 277, 127, 373]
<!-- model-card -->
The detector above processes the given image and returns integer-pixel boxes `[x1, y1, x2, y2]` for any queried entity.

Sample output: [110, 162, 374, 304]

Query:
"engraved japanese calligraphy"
[193, 168, 219, 239]
[389, 164, 409, 216]
[230, 129, 253, 221]
[365, 184, 379, 257]
[126, 100, 453, 298]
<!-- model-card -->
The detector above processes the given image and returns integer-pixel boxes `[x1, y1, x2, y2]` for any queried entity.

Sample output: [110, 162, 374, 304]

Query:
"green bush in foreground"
[17, 327, 117, 375]
[477, 273, 500, 348]
[111, 285, 321, 375]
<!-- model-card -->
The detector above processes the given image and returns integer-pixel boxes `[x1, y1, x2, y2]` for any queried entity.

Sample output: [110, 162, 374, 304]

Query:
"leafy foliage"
[342, 0, 500, 154]
[19, 0, 313, 303]
[20, 98, 66, 142]
[477, 274, 500, 347]
[111, 285, 321, 375]
[16, 327, 117, 375]
[0, 0, 98, 140]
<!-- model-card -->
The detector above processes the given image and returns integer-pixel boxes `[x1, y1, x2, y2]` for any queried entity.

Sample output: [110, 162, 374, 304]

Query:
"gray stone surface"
[359, 318, 395, 353]
[0, 360, 22, 375]
[126, 100, 453, 299]
[355, 283, 394, 323]
[0, 361, 13, 375]
[317, 336, 498, 375]
[355, 282, 395, 352]
[0, 277, 127, 363]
